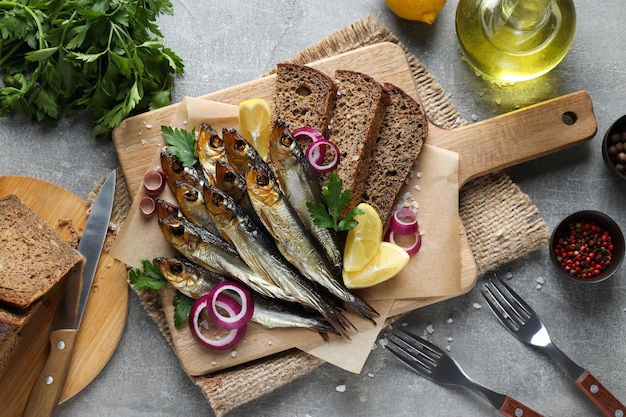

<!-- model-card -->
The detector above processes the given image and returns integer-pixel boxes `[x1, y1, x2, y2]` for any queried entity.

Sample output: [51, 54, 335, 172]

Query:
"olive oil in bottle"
[455, 0, 576, 83]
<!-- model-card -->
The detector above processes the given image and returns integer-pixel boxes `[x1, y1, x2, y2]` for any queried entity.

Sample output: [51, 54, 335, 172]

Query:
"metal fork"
[481, 276, 626, 417]
[387, 329, 543, 417]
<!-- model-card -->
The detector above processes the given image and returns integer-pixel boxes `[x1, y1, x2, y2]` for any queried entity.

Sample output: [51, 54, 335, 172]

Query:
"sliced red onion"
[293, 126, 326, 164]
[385, 229, 422, 257]
[208, 282, 254, 330]
[139, 196, 156, 217]
[292, 126, 325, 142]
[189, 294, 246, 350]
[389, 208, 419, 235]
[305, 139, 340, 174]
[143, 169, 166, 195]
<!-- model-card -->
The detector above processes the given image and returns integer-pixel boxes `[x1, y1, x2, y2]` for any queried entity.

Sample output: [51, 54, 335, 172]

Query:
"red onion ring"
[143, 169, 166, 195]
[305, 139, 341, 174]
[139, 196, 156, 217]
[384, 229, 422, 257]
[389, 208, 419, 235]
[189, 294, 246, 350]
[293, 126, 326, 164]
[208, 282, 254, 330]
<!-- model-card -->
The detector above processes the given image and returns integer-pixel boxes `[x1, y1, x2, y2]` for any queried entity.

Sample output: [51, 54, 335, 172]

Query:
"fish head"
[202, 184, 238, 227]
[222, 128, 251, 176]
[197, 123, 224, 162]
[155, 198, 181, 221]
[153, 256, 186, 285]
[245, 157, 282, 208]
[269, 118, 298, 170]
[175, 181, 204, 207]
[214, 160, 246, 201]
[160, 150, 203, 191]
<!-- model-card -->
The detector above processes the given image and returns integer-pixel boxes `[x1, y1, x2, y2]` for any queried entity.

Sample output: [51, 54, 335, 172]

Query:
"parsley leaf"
[0, 0, 184, 137]
[161, 126, 198, 166]
[128, 259, 169, 291]
[173, 291, 194, 328]
[307, 172, 364, 232]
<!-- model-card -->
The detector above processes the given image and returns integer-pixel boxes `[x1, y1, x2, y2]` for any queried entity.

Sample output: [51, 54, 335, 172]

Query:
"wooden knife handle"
[22, 328, 78, 417]
[499, 396, 544, 417]
[575, 370, 626, 417]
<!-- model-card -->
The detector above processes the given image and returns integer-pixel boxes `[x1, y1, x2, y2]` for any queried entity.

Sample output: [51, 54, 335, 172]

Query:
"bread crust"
[361, 82, 428, 224]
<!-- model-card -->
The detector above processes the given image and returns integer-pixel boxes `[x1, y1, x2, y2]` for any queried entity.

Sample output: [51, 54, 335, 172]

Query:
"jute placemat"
[104, 14, 550, 416]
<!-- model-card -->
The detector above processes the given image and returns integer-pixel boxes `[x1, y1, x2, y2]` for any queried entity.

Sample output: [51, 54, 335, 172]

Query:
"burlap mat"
[105, 14, 550, 416]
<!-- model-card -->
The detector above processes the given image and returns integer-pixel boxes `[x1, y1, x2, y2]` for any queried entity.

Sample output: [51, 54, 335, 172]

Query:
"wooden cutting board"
[0, 176, 128, 417]
[111, 42, 595, 374]
[112, 41, 596, 295]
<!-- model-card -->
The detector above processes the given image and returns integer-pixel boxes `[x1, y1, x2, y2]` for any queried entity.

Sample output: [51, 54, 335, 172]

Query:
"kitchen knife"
[23, 170, 116, 417]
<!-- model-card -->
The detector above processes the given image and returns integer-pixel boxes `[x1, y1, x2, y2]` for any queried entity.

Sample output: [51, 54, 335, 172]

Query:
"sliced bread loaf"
[0, 301, 42, 376]
[0, 194, 83, 309]
[361, 83, 428, 224]
[272, 63, 337, 147]
[326, 70, 390, 212]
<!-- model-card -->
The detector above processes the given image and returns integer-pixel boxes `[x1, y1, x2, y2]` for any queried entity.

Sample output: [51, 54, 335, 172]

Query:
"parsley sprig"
[0, 0, 184, 136]
[161, 125, 197, 167]
[129, 259, 193, 327]
[307, 172, 364, 232]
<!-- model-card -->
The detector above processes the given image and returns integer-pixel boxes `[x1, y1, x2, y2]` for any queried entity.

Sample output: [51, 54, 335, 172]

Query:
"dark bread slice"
[272, 63, 337, 148]
[0, 194, 83, 309]
[326, 70, 390, 213]
[361, 83, 428, 224]
[0, 301, 42, 376]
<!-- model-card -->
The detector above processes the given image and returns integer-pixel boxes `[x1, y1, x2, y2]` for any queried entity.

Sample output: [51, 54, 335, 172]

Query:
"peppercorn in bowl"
[549, 211, 625, 283]
[602, 115, 626, 180]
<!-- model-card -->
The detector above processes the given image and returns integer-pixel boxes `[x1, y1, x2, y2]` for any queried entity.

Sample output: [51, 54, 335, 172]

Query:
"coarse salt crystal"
[505, 272, 513, 280]
[447, 337, 454, 342]
[367, 373, 374, 378]
[537, 276, 545, 285]
[336, 385, 346, 393]
[446, 318, 453, 324]
[426, 324, 434, 334]
[473, 302, 482, 310]
[230, 351, 237, 358]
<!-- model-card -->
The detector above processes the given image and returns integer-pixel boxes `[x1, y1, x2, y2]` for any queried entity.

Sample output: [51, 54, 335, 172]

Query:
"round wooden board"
[0, 176, 128, 416]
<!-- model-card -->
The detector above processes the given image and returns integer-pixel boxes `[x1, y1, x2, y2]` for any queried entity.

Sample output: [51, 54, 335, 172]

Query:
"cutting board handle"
[428, 90, 597, 186]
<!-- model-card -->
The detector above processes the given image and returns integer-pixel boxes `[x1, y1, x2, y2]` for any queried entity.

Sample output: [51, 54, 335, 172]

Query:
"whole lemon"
[384, 0, 447, 24]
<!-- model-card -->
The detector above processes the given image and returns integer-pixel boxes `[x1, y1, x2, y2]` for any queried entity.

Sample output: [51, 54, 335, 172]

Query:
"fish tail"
[347, 296, 380, 326]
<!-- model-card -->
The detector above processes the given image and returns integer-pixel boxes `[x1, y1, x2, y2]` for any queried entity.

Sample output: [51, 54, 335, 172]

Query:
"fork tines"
[387, 329, 442, 378]
[481, 276, 533, 331]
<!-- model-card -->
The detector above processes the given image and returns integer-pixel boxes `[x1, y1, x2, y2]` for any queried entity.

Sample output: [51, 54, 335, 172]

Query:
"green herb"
[128, 259, 193, 328]
[128, 259, 168, 291]
[173, 291, 194, 328]
[307, 171, 364, 232]
[0, 0, 184, 137]
[161, 125, 197, 166]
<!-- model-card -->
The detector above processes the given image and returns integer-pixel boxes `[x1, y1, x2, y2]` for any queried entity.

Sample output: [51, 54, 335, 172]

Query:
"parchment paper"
[110, 97, 461, 374]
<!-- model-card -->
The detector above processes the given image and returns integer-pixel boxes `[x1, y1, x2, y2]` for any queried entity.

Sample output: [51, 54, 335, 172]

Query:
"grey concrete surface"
[1, 1, 625, 416]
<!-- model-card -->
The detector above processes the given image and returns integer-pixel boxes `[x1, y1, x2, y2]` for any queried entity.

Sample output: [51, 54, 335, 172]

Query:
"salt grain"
[505, 272, 513, 280]
[447, 337, 454, 342]
[230, 351, 237, 358]
[336, 385, 346, 393]
[537, 276, 545, 285]
[446, 317, 453, 324]
[473, 302, 482, 310]
[426, 324, 434, 334]
[378, 338, 389, 349]
[367, 373, 374, 378]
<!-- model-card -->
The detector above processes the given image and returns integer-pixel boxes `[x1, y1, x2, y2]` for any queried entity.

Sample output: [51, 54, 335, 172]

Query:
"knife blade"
[23, 170, 116, 417]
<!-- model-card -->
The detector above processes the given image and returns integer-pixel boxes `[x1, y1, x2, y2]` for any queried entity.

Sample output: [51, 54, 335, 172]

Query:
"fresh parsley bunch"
[0, 0, 184, 136]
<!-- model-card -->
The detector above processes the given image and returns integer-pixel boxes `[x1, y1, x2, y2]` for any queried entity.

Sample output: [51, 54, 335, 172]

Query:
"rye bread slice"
[0, 194, 83, 309]
[361, 83, 428, 224]
[272, 63, 337, 147]
[326, 70, 390, 213]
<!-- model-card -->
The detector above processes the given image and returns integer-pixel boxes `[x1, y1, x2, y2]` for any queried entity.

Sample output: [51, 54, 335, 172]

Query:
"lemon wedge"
[238, 98, 271, 160]
[384, 0, 447, 24]
[343, 242, 410, 289]
[343, 203, 383, 272]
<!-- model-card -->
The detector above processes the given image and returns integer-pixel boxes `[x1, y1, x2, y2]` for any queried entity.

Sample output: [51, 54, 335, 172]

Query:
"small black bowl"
[549, 210, 625, 283]
[602, 115, 626, 180]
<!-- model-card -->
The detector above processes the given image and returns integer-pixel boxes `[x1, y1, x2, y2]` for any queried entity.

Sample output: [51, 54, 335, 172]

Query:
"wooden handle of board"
[427, 90, 597, 187]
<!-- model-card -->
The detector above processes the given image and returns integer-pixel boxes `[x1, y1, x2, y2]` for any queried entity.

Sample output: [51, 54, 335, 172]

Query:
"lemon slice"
[384, 0, 447, 24]
[238, 98, 271, 160]
[343, 203, 383, 272]
[343, 242, 410, 289]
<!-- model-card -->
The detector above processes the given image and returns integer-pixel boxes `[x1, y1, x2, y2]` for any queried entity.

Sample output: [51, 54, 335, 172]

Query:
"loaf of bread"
[272, 63, 337, 147]
[0, 194, 83, 375]
[361, 82, 428, 224]
[326, 69, 390, 212]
